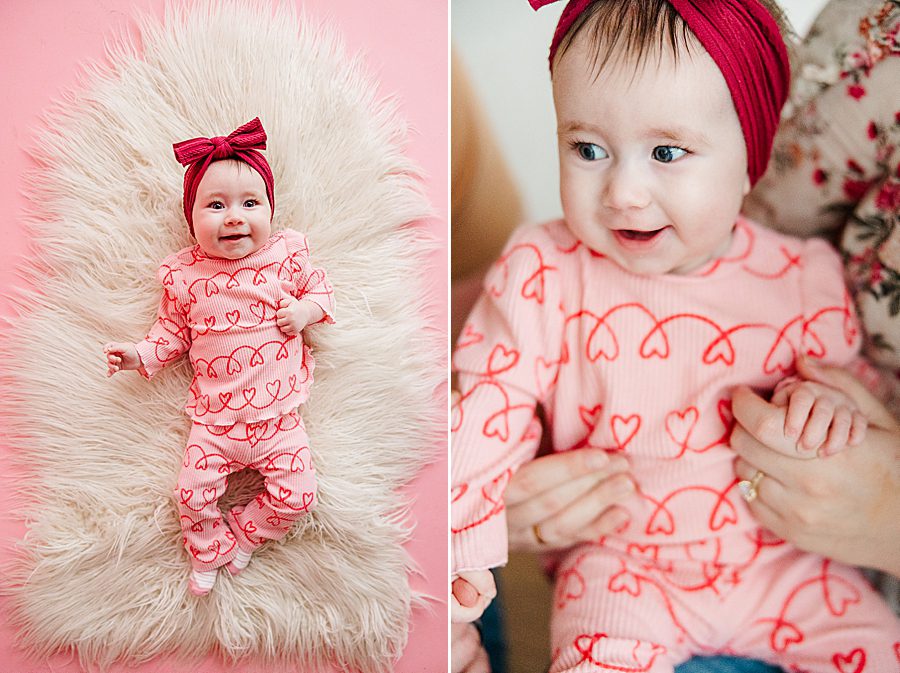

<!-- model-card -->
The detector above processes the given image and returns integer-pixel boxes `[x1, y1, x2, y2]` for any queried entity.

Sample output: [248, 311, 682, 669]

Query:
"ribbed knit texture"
[452, 217, 900, 669]
[135, 229, 335, 424]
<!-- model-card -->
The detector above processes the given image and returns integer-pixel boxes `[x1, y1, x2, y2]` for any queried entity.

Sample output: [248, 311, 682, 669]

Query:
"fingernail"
[615, 477, 635, 495]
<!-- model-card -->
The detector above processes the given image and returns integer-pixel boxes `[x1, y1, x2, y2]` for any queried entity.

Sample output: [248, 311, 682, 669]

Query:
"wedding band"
[532, 523, 547, 545]
[738, 470, 766, 503]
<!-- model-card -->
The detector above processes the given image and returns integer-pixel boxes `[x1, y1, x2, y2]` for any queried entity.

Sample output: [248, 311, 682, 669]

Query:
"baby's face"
[552, 33, 750, 275]
[192, 159, 272, 259]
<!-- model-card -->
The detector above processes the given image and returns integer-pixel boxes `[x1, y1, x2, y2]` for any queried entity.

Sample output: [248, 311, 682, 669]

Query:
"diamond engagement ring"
[738, 470, 766, 503]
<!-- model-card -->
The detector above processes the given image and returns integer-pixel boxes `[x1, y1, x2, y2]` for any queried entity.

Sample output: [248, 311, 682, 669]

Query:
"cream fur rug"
[1, 2, 442, 671]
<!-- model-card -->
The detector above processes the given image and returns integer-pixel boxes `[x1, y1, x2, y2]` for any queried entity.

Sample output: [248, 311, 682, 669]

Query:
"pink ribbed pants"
[550, 538, 900, 672]
[174, 411, 318, 571]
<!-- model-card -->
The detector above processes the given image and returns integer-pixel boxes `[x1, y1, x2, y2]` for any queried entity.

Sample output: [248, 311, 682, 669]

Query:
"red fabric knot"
[172, 118, 275, 235]
[528, 0, 790, 186]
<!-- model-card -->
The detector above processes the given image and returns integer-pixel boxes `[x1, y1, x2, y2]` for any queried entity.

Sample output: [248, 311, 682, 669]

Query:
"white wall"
[453, 0, 830, 223]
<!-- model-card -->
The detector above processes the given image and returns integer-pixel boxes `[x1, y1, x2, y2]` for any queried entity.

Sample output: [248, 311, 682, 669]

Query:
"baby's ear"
[742, 174, 751, 197]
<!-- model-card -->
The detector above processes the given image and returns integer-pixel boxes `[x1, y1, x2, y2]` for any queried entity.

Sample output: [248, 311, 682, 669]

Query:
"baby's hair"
[554, 0, 793, 77]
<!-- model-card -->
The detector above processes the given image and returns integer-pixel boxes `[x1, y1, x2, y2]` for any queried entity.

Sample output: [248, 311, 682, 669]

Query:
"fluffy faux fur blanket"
[1, 2, 442, 671]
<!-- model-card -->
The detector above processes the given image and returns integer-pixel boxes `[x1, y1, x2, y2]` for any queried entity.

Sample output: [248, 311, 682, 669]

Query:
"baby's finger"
[819, 406, 852, 456]
[799, 397, 834, 452]
[848, 412, 868, 446]
[452, 578, 480, 608]
[784, 388, 814, 442]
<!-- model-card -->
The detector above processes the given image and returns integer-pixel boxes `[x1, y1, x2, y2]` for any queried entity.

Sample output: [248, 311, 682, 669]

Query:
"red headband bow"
[173, 117, 275, 235]
[528, 0, 790, 185]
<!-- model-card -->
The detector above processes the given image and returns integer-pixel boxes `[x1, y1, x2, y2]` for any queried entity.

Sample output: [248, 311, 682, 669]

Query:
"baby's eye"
[209, 201, 224, 209]
[574, 142, 608, 162]
[243, 199, 258, 208]
[652, 146, 688, 163]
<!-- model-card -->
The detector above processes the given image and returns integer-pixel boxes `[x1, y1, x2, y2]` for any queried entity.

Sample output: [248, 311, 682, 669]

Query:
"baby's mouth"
[616, 228, 664, 241]
[220, 234, 249, 242]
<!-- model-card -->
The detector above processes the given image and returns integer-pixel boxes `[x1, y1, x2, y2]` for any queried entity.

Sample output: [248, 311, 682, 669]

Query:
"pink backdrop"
[0, 1, 448, 671]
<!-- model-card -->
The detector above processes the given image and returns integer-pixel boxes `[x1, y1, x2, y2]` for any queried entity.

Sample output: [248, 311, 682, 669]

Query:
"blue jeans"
[677, 657, 782, 673]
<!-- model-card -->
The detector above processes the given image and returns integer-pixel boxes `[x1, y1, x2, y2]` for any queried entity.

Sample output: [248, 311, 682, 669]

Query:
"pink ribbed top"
[451, 217, 860, 573]
[135, 229, 335, 425]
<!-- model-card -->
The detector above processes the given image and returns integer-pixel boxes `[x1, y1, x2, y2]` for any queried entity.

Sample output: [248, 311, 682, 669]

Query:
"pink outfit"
[136, 229, 334, 570]
[177, 411, 317, 571]
[451, 218, 900, 671]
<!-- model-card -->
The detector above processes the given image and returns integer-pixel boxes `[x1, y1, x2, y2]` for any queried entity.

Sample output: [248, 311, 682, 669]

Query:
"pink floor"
[0, 1, 448, 671]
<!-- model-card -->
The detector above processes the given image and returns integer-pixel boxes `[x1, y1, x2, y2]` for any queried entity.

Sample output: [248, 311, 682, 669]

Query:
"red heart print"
[242, 388, 256, 403]
[556, 568, 585, 607]
[190, 521, 203, 533]
[226, 310, 241, 325]
[276, 343, 289, 360]
[204, 280, 219, 297]
[266, 380, 281, 399]
[301, 492, 315, 510]
[225, 276, 239, 289]
[487, 344, 519, 376]
[196, 396, 210, 415]
[802, 326, 826, 358]
[702, 334, 735, 365]
[483, 407, 511, 442]
[639, 325, 669, 359]
[763, 332, 795, 375]
[290, 447, 308, 472]
[578, 404, 604, 431]
[278, 486, 292, 502]
[611, 414, 640, 450]
[608, 568, 641, 596]
[204, 316, 216, 329]
[626, 544, 659, 563]
[250, 350, 265, 367]
[770, 621, 803, 652]
[218, 392, 233, 407]
[520, 268, 545, 303]
[823, 574, 861, 616]
[647, 505, 675, 536]
[451, 484, 468, 503]
[226, 358, 242, 375]
[832, 648, 866, 673]
[457, 324, 484, 349]
[665, 407, 698, 451]
[243, 521, 257, 534]
[709, 497, 738, 531]
[481, 470, 511, 505]
[253, 270, 268, 285]
[202, 487, 217, 503]
[179, 489, 194, 504]
[586, 320, 618, 361]
[249, 301, 267, 320]
[534, 357, 560, 397]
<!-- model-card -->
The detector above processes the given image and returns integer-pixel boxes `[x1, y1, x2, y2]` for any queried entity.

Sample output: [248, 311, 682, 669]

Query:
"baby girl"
[451, 1, 899, 671]
[105, 118, 334, 595]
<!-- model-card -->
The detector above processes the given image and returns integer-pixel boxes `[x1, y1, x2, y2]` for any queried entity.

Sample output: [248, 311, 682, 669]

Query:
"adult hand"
[731, 358, 900, 576]
[505, 448, 635, 553]
[451, 622, 490, 673]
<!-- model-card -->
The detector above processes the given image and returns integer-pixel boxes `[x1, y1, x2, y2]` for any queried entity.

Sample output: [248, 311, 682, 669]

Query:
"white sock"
[191, 567, 218, 591]
[231, 547, 253, 571]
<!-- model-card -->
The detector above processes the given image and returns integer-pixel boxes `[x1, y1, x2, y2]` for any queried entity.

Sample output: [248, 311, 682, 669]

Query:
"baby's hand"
[275, 297, 322, 336]
[771, 378, 868, 456]
[451, 570, 496, 624]
[104, 342, 141, 377]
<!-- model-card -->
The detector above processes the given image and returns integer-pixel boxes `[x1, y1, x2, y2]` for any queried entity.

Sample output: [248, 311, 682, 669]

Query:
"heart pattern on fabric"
[832, 648, 866, 673]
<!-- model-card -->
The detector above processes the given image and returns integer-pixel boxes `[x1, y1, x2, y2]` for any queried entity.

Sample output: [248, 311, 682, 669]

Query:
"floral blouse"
[745, 0, 900, 418]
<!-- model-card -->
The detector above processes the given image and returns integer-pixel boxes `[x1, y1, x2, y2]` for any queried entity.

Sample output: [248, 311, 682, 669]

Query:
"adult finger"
[506, 454, 629, 523]
[538, 473, 636, 547]
[797, 356, 899, 430]
[505, 449, 615, 507]
[733, 457, 790, 537]
[730, 425, 808, 481]
[731, 386, 797, 457]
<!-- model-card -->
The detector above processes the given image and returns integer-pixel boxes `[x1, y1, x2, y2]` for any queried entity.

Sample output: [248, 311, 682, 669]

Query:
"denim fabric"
[676, 657, 783, 673]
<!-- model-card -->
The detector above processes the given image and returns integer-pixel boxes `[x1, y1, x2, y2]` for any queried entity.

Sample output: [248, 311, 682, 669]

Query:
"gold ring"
[532, 523, 547, 545]
[738, 470, 766, 503]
